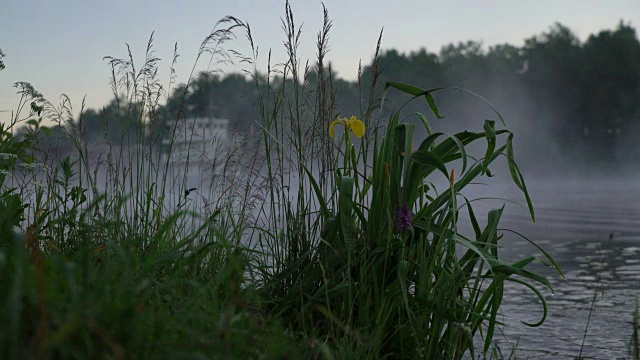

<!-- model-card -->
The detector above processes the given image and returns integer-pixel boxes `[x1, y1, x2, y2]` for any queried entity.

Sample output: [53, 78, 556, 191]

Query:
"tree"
[519, 23, 584, 157]
[577, 22, 640, 159]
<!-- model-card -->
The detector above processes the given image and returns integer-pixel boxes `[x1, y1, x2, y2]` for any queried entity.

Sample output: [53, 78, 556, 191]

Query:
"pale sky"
[1, 0, 638, 117]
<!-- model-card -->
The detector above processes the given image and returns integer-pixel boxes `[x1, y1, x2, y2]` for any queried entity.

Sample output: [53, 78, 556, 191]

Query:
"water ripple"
[484, 179, 640, 358]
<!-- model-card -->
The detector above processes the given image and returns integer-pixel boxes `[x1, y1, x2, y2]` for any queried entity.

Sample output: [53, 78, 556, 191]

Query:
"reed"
[0, 2, 561, 358]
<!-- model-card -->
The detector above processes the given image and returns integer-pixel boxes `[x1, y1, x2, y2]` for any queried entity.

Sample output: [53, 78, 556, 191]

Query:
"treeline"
[15, 21, 640, 163]
[363, 22, 640, 163]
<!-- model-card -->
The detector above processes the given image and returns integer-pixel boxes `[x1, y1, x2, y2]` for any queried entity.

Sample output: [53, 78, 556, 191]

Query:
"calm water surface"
[479, 176, 640, 359]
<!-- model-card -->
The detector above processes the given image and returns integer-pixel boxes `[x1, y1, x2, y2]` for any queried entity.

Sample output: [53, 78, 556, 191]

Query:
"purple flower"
[396, 203, 412, 231]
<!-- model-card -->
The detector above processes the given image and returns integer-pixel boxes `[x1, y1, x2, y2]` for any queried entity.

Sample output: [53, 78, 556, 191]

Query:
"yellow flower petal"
[347, 116, 365, 138]
[329, 119, 344, 139]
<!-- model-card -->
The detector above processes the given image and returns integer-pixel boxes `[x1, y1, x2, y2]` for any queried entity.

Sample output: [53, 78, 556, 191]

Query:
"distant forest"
[19, 22, 640, 163]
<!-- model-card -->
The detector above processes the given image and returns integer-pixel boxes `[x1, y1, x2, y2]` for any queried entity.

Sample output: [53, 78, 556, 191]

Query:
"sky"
[1, 0, 639, 118]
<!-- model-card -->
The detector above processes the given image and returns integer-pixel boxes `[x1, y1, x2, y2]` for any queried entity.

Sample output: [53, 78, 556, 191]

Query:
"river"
[479, 174, 640, 359]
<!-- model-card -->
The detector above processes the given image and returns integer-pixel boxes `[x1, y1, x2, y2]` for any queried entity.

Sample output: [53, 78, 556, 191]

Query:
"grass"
[632, 299, 639, 360]
[0, 2, 576, 359]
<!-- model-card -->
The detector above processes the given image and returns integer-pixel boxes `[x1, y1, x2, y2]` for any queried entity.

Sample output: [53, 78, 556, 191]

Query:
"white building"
[162, 117, 230, 164]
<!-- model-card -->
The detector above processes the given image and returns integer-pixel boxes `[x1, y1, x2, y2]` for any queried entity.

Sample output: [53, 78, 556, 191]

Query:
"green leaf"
[411, 112, 433, 136]
[40, 126, 52, 137]
[464, 197, 482, 239]
[411, 150, 448, 179]
[506, 133, 522, 189]
[500, 228, 564, 278]
[302, 163, 332, 221]
[506, 134, 535, 222]
[507, 277, 549, 327]
[384, 82, 445, 119]
[26, 119, 39, 128]
[417, 132, 443, 152]
[452, 87, 506, 127]
[339, 176, 356, 251]
[482, 120, 496, 175]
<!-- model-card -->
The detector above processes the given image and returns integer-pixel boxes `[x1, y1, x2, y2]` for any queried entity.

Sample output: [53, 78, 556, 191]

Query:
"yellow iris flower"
[329, 116, 365, 139]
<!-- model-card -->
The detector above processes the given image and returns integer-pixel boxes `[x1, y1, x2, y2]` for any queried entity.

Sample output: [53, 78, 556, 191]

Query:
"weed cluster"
[0, 2, 564, 359]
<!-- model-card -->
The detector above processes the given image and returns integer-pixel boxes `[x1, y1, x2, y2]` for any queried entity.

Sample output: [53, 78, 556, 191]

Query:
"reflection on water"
[481, 176, 640, 359]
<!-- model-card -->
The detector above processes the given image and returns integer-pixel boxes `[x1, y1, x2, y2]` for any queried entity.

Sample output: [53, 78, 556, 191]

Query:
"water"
[478, 175, 640, 359]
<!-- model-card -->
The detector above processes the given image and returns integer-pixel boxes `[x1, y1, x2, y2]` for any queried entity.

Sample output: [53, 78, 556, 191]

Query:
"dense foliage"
[1, 5, 637, 358]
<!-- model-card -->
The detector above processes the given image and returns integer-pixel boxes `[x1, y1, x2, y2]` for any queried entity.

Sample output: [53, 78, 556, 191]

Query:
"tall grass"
[0, 16, 287, 359]
[236, 3, 562, 358]
[1, 2, 561, 358]
[632, 299, 639, 360]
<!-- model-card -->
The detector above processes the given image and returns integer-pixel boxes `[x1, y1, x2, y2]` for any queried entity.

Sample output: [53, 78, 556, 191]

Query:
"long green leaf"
[506, 133, 535, 222]
[384, 82, 445, 119]
[339, 176, 356, 251]
[302, 163, 332, 221]
[411, 150, 449, 179]
[482, 120, 496, 175]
